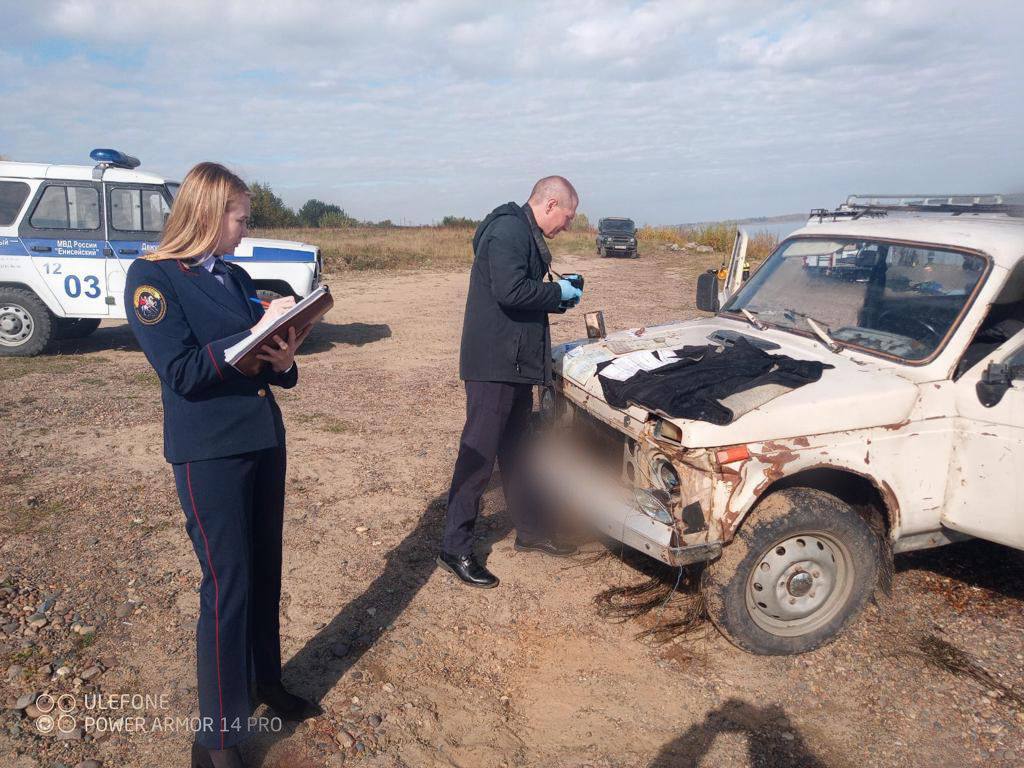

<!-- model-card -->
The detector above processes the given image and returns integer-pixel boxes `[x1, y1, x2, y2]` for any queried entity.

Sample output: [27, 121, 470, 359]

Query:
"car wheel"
[703, 487, 882, 655]
[0, 288, 54, 357]
[55, 317, 102, 340]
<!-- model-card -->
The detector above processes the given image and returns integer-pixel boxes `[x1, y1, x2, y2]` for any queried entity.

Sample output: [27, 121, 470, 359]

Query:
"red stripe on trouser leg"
[186, 462, 226, 749]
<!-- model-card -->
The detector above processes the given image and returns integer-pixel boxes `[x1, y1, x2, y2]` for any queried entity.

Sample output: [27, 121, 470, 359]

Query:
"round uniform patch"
[133, 285, 167, 325]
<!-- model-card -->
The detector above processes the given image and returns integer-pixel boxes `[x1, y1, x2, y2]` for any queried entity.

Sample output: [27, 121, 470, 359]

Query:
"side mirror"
[696, 270, 720, 312]
[976, 362, 1024, 407]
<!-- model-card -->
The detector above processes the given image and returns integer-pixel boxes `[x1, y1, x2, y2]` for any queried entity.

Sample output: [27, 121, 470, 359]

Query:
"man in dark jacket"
[438, 176, 584, 588]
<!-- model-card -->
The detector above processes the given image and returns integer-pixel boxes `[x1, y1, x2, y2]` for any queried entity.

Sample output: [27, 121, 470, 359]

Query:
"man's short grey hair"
[528, 176, 578, 207]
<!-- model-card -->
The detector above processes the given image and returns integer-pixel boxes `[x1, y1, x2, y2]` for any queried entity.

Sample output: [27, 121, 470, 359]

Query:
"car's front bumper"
[529, 424, 722, 567]
[589, 495, 722, 566]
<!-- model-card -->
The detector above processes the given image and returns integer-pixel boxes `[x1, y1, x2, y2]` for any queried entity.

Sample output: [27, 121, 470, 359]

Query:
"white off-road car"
[548, 194, 1024, 655]
[0, 149, 322, 356]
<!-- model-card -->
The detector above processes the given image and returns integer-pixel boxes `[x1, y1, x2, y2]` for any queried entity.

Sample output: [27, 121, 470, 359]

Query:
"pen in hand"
[249, 296, 271, 309]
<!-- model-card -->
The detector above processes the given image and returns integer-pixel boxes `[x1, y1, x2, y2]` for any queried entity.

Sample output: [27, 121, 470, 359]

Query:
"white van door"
[104, 183, 171, 317]
[19, 181, 109, 316]
[943, 329, 1024, 549]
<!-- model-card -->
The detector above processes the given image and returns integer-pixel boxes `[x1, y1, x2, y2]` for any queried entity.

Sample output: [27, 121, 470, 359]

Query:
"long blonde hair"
[146, 162, 249, 261]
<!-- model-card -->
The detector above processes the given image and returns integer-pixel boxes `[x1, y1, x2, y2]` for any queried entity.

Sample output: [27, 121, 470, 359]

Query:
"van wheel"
[703, 488, 882, 655]
[0, 288, 53, 357]
[55, 317, 101, 340]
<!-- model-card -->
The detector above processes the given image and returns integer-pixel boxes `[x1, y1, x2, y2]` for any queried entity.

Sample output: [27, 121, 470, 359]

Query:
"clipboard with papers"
[225, 285, 334, 376]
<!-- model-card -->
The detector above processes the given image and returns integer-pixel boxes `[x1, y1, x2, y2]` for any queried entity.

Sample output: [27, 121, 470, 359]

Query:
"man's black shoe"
[437, 551, 500, 588]
[255, 680, 321, 722]
[514, 536, 577, 557]
[191, 741, 246, 768]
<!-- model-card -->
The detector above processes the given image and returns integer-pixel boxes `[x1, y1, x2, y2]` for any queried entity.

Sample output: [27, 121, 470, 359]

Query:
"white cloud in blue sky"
[0, 0, 1021, 224]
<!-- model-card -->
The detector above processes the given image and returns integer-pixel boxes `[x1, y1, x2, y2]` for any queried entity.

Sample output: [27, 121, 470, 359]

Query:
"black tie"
[210, 258, 248, 310]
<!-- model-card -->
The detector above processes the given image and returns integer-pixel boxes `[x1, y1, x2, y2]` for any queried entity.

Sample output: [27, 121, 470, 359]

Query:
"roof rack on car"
[846, 194, 1023, 215]
[809, 193, 1024, 221]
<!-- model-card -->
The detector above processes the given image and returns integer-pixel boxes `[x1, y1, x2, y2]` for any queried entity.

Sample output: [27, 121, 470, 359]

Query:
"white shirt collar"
[197, 254, 223, 272]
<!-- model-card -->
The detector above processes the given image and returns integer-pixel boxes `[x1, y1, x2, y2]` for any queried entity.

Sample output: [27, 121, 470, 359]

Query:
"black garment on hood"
[597, 336, 833, 425]
[459, 202, 564, 384]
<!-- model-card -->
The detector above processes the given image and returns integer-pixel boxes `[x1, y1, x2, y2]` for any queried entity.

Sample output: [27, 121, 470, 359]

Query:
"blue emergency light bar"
[89, 148, 141, 170]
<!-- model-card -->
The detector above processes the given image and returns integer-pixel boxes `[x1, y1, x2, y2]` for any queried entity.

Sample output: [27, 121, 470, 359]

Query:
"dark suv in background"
[596, 217, 638, 258]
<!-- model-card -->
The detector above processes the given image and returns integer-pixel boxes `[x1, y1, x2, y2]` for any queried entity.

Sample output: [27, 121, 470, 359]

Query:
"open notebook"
[225, 285, 333, 376]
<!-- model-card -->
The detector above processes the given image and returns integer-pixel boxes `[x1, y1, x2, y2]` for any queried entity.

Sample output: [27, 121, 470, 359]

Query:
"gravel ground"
[1, 245, 1022, 767]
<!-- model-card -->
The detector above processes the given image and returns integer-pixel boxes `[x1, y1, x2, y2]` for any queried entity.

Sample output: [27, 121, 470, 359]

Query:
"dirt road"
[2, 247, 1023, 767]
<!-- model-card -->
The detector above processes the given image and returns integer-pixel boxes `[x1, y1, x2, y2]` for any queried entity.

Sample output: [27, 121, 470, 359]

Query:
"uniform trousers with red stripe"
[172, 446, 286, 750]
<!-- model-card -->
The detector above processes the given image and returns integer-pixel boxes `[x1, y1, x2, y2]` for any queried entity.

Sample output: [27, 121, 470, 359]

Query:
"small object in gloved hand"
[557, 273, 584, 309]
[557, 278, 582, 302]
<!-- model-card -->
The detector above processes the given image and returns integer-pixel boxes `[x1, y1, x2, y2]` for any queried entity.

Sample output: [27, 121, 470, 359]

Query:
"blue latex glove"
[557, 279, 583, 303]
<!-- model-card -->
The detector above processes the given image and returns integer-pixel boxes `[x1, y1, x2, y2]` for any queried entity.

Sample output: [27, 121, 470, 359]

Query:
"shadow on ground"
[47, 323, 138, 355]
[648, 698, 828, 768]
[41, 319, 391, 359]
[246, 493, 511, 765]
[896, 538, 1024, 602]
[300, 322, 391, 354]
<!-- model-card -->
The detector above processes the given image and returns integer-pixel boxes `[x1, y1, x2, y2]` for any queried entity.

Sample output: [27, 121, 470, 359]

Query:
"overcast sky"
[1, 1, 1021, 225]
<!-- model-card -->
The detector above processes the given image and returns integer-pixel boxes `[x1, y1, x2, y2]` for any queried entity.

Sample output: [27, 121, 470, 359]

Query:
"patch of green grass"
[131, 371, 160, 386]
[0, 499, 64, 536]
[293, 412, 352, 433]
[11, 646, 39, 664]
[76, 633, 97, 649]
[321, 417, 351, 433]
[0, 357, 77, 380]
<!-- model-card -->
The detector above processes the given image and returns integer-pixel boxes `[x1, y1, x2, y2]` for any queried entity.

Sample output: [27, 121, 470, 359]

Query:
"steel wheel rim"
[744, 531, 854, 637]
[0, 304, 33, 347]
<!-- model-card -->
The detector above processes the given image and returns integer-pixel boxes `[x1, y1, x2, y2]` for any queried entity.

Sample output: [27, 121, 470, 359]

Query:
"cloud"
[0, 0, 1020, 223]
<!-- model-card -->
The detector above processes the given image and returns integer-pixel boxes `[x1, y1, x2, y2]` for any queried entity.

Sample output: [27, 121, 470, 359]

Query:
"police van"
[0, 149, 322, 356]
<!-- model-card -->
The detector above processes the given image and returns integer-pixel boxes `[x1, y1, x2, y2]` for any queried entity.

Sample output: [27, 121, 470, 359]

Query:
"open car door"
[718, 229, 748, 308]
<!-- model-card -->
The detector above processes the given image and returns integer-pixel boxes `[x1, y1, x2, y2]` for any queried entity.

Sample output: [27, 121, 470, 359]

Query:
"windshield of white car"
[166, 183, 180, 201]
[721, 237, 988, 362]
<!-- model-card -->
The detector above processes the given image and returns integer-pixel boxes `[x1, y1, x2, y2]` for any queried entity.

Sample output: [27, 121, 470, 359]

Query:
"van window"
[110, 187, 171, 232]
[0, 181, 30, 226]
[30, 185, 100, 230]
[142, 189, 171, 231]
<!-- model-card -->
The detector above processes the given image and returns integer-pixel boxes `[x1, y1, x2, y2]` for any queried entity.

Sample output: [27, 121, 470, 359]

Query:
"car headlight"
[650, 456, 680, 492]
[634, 488, 673, 525]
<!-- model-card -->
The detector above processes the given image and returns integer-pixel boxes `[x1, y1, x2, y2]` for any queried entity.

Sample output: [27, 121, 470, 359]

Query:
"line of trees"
[249, 182, 376, 229]
[248, 181, 592, 231]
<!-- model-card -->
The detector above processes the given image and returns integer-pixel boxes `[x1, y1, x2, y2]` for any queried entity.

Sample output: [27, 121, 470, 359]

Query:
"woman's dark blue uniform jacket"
[124, 257, 298, 464]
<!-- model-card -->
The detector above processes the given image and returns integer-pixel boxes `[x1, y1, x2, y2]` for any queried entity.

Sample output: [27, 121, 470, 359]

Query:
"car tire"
[55, 317, 102, 340]
[703, 487, 882, 655]
[0, 288, 54, 357]
[598, 247, 606, 258]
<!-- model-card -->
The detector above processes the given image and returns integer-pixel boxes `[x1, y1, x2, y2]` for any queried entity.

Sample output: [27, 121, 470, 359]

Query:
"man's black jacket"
[459, 202, 563, 384]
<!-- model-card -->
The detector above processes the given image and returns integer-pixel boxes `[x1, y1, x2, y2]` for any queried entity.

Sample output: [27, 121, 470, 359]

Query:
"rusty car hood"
[553, 317, 920, 448]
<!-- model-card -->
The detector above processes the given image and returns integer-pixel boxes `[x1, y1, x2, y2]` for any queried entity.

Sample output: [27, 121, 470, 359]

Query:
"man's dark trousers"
[443, 381, 540, 555]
